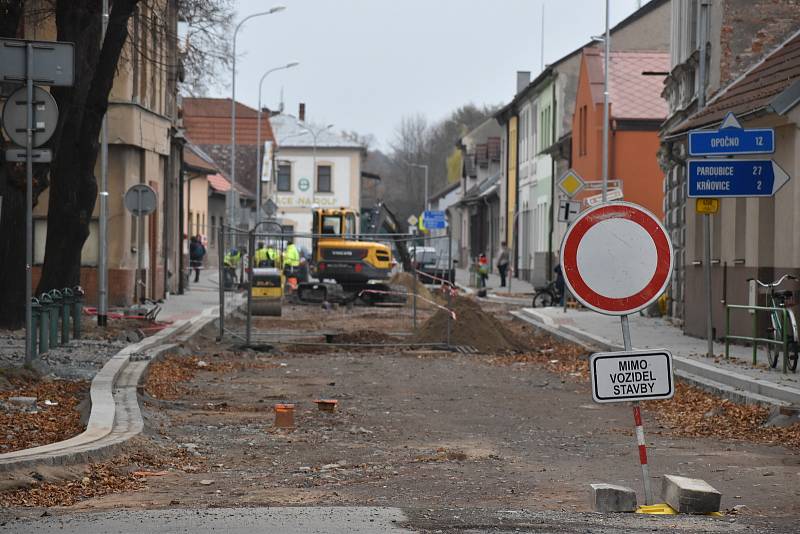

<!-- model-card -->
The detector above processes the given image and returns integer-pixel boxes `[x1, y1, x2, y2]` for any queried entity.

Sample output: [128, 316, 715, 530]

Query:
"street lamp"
[297, 122, 334, 205]
[256, 61, 299, 222]
[229, 5, 286, 229]
[406, 162, 429, 213]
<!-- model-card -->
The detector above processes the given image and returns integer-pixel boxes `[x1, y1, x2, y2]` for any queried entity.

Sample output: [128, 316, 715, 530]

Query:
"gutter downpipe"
[547, 76, 557, 280]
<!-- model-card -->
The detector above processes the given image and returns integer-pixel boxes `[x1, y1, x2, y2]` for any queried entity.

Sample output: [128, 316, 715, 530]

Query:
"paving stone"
[662, 474, 721, 513]
[590, 483, 637, 512]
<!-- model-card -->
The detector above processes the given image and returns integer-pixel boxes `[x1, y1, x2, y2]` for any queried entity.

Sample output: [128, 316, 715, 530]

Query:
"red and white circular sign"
[560, 202, 673, 316]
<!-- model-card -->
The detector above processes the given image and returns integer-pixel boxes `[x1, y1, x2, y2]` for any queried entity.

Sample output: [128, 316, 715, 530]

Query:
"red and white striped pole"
[632, 401, 653, 504]
[621, 315, 654, 505]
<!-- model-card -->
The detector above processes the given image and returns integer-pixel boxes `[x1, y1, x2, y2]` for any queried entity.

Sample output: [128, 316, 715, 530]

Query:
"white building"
[267, 111, 365, 242]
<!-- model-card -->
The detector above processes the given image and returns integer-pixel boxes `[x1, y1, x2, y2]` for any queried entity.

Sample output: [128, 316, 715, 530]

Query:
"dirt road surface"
[2, 301, 799, 532]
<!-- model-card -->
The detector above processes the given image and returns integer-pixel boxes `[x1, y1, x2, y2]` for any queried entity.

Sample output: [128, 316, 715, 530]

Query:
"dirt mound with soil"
[389, 272, 445, 309]
[412, 296, 526, 353]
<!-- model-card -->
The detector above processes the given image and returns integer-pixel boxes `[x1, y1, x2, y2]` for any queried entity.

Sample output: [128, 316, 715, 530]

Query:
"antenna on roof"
[279, 86, 285, 113]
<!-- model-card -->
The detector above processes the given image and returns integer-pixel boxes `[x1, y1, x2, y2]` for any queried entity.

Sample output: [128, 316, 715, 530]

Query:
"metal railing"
[725, 304, 791, 373]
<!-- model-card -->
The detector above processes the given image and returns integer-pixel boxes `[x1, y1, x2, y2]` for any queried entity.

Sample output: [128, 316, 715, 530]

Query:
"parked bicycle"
[532, 280, 562, 308]
[749, 274, 799, 371]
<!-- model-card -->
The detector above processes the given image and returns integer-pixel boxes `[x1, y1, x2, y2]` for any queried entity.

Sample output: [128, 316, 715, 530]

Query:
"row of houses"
[16, 2, 366, 308]
[432, 0, 800, 338]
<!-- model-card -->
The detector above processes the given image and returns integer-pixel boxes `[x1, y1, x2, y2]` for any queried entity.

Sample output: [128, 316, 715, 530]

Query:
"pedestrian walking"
[554, 263, 565, 306]
[478, 253, 489, 288]
[189, 235, 206, 283]
[497, 241, 509, 287]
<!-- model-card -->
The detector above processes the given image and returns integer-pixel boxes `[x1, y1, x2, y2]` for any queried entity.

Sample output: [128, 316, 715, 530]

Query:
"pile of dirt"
[412, 297, 526, 353]
[389, 272, 445, 308]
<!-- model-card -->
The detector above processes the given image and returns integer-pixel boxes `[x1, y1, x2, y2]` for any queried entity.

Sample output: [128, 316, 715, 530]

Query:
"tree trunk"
[0, 1, 26, 327]
[37, 0, 140, 294]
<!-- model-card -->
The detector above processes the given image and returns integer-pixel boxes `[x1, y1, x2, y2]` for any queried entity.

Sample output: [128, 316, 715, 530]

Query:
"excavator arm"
[374, 201, 412, 271]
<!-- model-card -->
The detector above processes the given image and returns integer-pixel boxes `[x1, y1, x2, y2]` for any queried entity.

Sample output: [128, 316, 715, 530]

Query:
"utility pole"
[698, 0, 713, 357]
[601, 0, 610, 202]
[97, 0, 109, 327]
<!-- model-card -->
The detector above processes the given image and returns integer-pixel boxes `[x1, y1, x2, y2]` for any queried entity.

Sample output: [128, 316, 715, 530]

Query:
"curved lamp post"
[229, 5, 286, 229]
[256, 61, 299, 222]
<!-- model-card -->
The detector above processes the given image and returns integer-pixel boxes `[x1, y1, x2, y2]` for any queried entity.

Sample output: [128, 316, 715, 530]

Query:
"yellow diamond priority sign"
[558, 169, 586, 198]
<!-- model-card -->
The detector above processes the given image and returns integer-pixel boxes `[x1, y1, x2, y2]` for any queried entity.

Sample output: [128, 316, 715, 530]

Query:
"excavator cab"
[297, 207, 404, 304]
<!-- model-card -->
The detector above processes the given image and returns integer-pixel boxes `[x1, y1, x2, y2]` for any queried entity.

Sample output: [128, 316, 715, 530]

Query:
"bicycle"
[532, 280, 562, 308]
[749, 275, 799, 371]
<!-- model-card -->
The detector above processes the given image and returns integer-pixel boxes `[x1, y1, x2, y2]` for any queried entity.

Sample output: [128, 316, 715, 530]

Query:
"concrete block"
[662, 474, 721, 513]
[590, 483, 638, 512]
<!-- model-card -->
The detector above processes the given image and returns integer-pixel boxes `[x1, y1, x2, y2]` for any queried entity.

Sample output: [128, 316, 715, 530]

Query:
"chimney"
[516, 71, 531, 94]
[299, 102, 306, 122]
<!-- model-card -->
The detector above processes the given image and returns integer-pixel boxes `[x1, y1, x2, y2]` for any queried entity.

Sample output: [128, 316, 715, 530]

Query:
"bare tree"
[177, 0, 234, 95]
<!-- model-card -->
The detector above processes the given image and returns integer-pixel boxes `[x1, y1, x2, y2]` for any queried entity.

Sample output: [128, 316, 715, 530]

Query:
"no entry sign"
[591, 349, 674, 403]
[560, 202, 672, 316]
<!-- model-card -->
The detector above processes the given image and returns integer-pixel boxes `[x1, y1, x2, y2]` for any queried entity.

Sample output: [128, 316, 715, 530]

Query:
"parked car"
[408, 246, 456, 285]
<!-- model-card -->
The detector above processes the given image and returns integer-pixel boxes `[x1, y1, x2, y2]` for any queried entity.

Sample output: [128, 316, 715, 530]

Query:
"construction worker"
[283, 240, 300, 272]
[223, 248, 241, 289]
[254, 241, 270, 267]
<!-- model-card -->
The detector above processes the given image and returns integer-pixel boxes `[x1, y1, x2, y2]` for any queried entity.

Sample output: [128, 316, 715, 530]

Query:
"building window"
[317, 164, 332, 193]
[579, 105, 588, 156]
[277, 164, 291, 192]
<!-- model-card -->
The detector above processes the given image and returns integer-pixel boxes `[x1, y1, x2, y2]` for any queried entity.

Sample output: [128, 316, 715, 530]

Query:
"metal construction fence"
[215, 224, 460, 350]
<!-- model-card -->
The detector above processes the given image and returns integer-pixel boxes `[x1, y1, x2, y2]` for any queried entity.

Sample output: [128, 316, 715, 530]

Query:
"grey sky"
[220, 0, 646, 150]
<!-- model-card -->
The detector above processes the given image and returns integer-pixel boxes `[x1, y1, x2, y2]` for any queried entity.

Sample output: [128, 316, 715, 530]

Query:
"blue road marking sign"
[687, 159, 791, 198]
[422, 210, 447, 229]
[688, 112, 774, 156]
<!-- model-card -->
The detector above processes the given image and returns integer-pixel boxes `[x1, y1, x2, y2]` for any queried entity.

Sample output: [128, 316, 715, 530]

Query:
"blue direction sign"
[422, 210, 447, 229]
[688, 112, 774, 156]
[687, 159, 790, 198]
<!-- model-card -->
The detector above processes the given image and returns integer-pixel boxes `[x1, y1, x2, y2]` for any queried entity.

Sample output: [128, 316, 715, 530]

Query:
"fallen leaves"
[0, 462, 143, 508]
[647, 384, 800, 450]
[0, 374, 88, 453]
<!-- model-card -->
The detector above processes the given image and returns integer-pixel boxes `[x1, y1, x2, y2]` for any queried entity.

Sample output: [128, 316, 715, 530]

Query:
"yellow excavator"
[297, 207, 407, 305]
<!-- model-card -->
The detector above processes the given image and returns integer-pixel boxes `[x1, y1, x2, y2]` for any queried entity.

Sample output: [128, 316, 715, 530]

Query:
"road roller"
[250, 267, 284, 316]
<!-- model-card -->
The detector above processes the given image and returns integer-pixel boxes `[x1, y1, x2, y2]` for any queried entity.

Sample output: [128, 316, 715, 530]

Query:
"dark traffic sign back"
[688, 112, 774, 156]
[687, 159, 790, 198]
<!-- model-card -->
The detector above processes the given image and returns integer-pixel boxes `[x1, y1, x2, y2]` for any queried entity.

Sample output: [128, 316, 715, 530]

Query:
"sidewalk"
[159, 268, 222, 322]
[517, 306, 800, 406]
[454, 267, 536, 294]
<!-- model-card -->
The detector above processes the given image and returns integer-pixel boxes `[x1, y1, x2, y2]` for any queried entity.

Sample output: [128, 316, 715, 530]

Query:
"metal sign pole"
[218, 225, 225, 341]
[621, 314, 653, 505]
[704, 214, 713, 356]
[413, 261, 418, 331]
[97, 0, 110, 327]
[24, 43, 34, 365]
[447, 225, 452, 347]
[245, 231, 254, 346]
[136, 190, 145, 304]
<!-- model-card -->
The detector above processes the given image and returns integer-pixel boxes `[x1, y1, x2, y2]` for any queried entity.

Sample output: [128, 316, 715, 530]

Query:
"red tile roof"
[182, 97, 275, 146]
[207, 173, 232, 193]
[584, 48, 670, 120]
[674, 31, 800, 133]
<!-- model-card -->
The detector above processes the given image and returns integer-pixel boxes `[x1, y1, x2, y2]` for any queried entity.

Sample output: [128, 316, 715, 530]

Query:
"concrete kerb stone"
[662, 474, 721, 514]
[590, 483, 638, 512]
[0, 302, 232, 473]
[512, 308, 800, 407]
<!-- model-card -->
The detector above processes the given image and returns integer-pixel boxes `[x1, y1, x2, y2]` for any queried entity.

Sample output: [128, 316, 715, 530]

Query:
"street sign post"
[125, 184, 157, 305]
[590, 349, 675, 403]
[0, 38, 75, 86]
[561, 201, 674, 506]
[1, 85, 59, 147]
[0, 38, 74, 367]
[687, 159, 790, 197]
[688, 112, 774, 156]
[557, 169, 586, 198]
[560, 202, 673, 316]
[422, 210, 446, 230]
[557, 199, 581, 224]
[406, 214, 418, 227]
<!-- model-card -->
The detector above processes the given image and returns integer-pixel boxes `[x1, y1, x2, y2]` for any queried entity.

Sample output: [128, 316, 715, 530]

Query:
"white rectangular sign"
[585, 187, 623, 207]
[590, 349, 674, 403]
[558, 199, 581, 223]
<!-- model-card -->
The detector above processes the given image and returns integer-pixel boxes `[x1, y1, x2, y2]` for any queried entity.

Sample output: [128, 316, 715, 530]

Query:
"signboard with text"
[687, 159, 790, 197]
[591, 349, 674, 403]
[688, 112, 774, 156]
